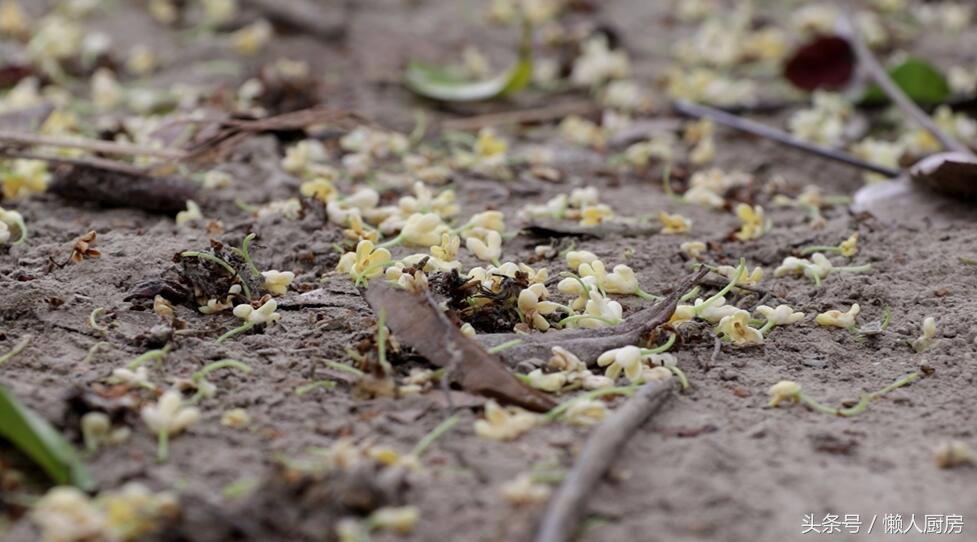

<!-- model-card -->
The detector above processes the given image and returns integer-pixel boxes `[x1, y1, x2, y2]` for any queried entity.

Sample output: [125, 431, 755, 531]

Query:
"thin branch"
[840, 14, 975, 158]
[0, 148, 149, 176]
[534, 379, 677, 542]
[441, 100, 598, 131]
[0, 130, 187, 159]
[672, 100, 901, 178]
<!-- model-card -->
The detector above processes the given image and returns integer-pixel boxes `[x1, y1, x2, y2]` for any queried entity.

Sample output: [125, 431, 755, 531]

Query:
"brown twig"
[534, 378, 677, 542]
[239, 0, 347, 41]
[441, 100, 598, 131]
[476, 268, 708, 364]
[672, 100, 901, 178]
[0, 148, 149, 176]
[841, 14, 975, 158]
[0, 130, 186, 159]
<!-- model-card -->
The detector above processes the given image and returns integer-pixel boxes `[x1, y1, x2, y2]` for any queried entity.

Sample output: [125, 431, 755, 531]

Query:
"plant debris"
[49, 165, 199, 215]
[364, 281, 556, 412]
[476, 268, 707, 364]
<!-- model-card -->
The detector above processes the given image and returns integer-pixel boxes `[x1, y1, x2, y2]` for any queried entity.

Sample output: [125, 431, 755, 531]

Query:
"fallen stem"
[798, 372, 920, 417]
[639, 332, 676, 355]
[216, 322, 255, 344]
[193, 359, 251, 381]
[322, 359, 366, 378]
[0, 335, 32, 367]
[0, 130, 187, 159]
[441, 100, 597, 131]
[487, 339, 524, 354]
[127, 346, 170, 369]
[88, 307, 109, 333]
[410, 414, 460, 458]
[672, 100, 900, 178]
[544, 386, 638, 422]
[295, 380, 337, 395]
[841, 14, 975, 157]
[534, 379, 676, 542]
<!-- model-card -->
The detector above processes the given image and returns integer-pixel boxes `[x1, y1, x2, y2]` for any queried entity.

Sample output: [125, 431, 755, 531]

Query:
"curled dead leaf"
[69, 231, 101, 264]
[910, 152, 977, 199]
[363, 282, 556, 412]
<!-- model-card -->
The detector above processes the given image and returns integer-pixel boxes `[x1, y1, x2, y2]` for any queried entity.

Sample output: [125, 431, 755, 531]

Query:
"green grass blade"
[0, 385, 95, 490]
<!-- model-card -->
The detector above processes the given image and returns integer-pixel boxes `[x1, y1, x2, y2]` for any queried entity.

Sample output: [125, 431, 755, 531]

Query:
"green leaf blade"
[0, 385, 95, 491]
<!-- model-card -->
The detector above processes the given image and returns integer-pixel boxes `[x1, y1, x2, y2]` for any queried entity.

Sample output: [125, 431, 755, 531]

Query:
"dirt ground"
[2, 1, 977, 541]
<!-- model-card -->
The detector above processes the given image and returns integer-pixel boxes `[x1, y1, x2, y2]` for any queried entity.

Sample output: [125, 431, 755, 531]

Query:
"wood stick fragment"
[841, 14, 975, 158]
[0, 148, 149, 176]
[239, 0, 347, 41]
[441, 100, 598, 131]
[477, 268, 708, 364]
[0, 130, 187, 159]
[534, 379, 677, 542]
[672, 100, 901, 178]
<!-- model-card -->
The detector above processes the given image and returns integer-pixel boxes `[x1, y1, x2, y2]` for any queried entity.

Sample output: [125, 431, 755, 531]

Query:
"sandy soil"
[2, 1, 977, 541]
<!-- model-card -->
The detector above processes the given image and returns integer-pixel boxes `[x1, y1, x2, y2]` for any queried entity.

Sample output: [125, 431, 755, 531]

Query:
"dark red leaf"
[784, 35, 855, 91]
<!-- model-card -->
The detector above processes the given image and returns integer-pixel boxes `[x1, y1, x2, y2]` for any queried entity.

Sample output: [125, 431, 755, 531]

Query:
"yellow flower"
[2, 159, 49, 199]
[934, 440, 976, 469]
[430, 232, 461, 262]
[337, 240, 392, 281]
[565, 399, 608, 426]
[733, 203, 766, 241]
[693, 296, 740, 323]
[659, 211, 692, 234]
[716, 264, 763, 286]
[518, 283, 559, 331]
[175, 200, 203, 225]
[815, 303, 860, 328]
[911, 316, 938, 353]
[300, 178, 337, 203]
[596, 345, 643, 382]
[474, 400, 539, 441]
[400, 212, 448, 247]
[579, 204, 614, 226]
[839, 233, 858, 257]
[0, 206, 27, 244]
[755, 304, 804, 326]
[343, 214, 378, 243]
[0, 1, 29, 39]
[261, 270, 294, 295]
[220, 408, 251, 429]
[500, 473, 552, 505]
[369, 506, 419, 535]
[566, 250, 599, 270]
[126, 45, 156, 76]
[717, 309, 764, 346]
[465, 227, 503, 262]
[466, 210, 505, 232]
[474, 128, 508, 159]
[559, 115, 606, 148]
[680, 240, 706, 259]
[526, 368, 566, 392]
[547, 346, 585, 372]
[31, 487, 108, 542]
[231, 19, 272, 55]
[668, 304, 696, 326]
[232, 299, 281, 325]
[768, 380, 801, 407]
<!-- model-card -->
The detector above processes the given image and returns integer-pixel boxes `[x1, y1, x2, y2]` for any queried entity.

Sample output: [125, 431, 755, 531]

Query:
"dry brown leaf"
[363, 282, 557, 412]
